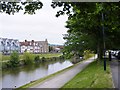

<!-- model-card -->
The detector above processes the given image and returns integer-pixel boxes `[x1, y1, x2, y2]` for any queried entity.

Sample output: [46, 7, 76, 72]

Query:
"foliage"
[2, 53, 63, 69]
[41, 57, 45, 62]
[0, 1, 43, 14]
[34, 55, 40, 62]
[83, 50, 94, 60]
[10, 51, 19, 67]
[2, 53, 61, 61]
[2, 61, 10, 69]
[51, 2, 120, 59]
[23, 52, 34, 65]
[49, 46, 53, 52]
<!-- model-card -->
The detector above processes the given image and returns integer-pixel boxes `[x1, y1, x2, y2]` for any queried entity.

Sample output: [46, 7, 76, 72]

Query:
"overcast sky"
[0, 0, 68, 45]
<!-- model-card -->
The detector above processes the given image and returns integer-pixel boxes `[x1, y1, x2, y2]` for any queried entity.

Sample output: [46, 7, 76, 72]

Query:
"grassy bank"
[2, 53, 61, 61]
[2, 53, 63, 69]
[61, 60, 113, 88]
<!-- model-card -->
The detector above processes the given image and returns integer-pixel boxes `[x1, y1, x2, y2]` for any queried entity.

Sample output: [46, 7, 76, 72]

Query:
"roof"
[0, 38, 19, 42]
[20, 40, 48, 46]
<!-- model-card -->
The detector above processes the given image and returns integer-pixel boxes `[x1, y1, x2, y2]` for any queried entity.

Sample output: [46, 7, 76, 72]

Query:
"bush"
[10, 51, 19, 67]
[41, 57, 46, 62]
[83, 50, 94, 60]
[23, 52, 34, 65]
[2, 62, 8, 69]
[34, 55, 40, 62]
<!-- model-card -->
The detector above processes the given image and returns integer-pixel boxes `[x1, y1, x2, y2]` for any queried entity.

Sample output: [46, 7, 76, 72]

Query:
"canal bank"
[1, 53, 62, 69]
[17, 55, 97, 89]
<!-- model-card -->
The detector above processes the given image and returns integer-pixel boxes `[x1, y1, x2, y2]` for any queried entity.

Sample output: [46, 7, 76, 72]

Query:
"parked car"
[117, 51, 120, 60]
[115, 51, 119, 57]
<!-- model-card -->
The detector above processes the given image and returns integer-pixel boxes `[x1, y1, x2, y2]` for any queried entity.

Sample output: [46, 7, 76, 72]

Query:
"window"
[12, 42, 15, 46]
[22, 46, 25, 49]
[31, 47, 33, 49]
[1, 41, 3, 45]
[7, 42, 10, 46]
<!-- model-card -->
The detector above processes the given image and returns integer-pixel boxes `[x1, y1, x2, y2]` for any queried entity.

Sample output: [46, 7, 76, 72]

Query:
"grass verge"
[2, 53, 61, 61]
[61, 60, 113, 88]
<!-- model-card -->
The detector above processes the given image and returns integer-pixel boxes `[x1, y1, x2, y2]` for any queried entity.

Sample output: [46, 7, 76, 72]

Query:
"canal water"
[1, 60, 73, 88]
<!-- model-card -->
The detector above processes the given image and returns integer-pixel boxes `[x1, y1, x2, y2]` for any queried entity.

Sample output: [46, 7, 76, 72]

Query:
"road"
[110, 57, 120, 89]
[31, 55, 97, 88]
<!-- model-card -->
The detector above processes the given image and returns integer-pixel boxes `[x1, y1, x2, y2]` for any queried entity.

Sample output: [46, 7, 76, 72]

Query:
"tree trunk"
[97, 41, 103, 60]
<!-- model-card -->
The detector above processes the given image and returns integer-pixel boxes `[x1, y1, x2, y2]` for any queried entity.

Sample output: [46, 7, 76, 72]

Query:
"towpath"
[31, 55, 97, 88]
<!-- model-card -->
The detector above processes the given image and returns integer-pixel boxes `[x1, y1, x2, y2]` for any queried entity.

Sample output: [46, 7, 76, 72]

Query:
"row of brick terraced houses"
[0, 38, 49, 54]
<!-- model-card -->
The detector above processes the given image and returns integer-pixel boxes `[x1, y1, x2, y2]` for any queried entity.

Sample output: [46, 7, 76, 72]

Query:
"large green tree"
[51, 2, 120, 59]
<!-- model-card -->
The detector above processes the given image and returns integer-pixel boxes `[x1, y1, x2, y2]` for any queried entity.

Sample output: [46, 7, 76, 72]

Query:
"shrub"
[10, 51, 19, 67]
[34, 55, 40, 62]
[41, 57, 46, 62]
[83, 50, 94, 60]
[2, 62, 8, 69]
[23, 52, 34, 65]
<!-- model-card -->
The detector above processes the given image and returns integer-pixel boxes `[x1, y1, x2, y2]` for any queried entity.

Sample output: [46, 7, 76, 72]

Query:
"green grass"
[35, 53, 61, 58]
[1, 53, 61, 61]
[61, 60, 113, 88]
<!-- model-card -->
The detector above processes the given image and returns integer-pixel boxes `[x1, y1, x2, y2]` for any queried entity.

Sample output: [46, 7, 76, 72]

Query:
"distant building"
[49, 44, 64, 53]
[0, 38, 20, 54]
[20, 39, 49, 53]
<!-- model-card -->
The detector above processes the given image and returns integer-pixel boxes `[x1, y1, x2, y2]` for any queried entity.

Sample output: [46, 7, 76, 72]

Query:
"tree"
[0, 1, 43, 14]
[51, 2, 120, 59]
[49, 46, 53, 52]
[10, 51, 19, 67]
[23, 52, 34, 65]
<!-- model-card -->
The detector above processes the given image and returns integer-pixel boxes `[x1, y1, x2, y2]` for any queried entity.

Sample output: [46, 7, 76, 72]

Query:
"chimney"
[32, 40, 34, 42]
[25, 40, 27, 42]
[45, 39, 47, 42]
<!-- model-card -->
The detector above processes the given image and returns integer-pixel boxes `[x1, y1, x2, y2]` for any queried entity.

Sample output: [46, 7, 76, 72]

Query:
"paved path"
[110, 57, 120, 89]
[31, 55, 97, 88]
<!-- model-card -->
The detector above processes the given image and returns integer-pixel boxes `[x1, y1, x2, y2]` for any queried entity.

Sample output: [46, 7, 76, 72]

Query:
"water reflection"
[2, 59, 73, 88]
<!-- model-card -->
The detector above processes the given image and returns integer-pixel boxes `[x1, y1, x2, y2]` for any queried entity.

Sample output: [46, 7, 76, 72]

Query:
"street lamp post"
[102, 12, 106, 71]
